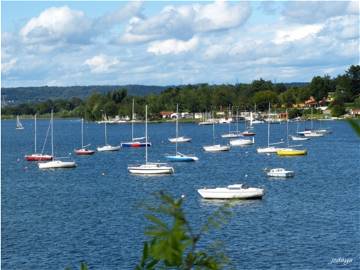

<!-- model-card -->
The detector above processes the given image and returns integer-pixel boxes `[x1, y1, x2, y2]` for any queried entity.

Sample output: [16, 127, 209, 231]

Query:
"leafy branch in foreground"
[136, 191, 232, 270]
[348, 119, 360, 137]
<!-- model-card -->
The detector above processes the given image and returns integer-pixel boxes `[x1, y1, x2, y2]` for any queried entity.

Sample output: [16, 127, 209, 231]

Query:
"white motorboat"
[302, 131, 324, 137]
[257, 103, 284, 153]
[230, 137, 254, 146]
[168, 136, 192, 143]
[97, 121, 120, 151]
[128, 162, 174, 174]
[265, 168, 295, 178]
[16, 115, 24, 130]
[38, 160, 76, 169]
[203, 144, 230, 152]
[128, 105, 174, 175]
[38, 110, 76, 169]
[198, 184, 265, 199]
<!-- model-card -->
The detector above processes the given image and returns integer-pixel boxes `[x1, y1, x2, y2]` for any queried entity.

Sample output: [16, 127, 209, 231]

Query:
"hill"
[1, 85, 167, 105]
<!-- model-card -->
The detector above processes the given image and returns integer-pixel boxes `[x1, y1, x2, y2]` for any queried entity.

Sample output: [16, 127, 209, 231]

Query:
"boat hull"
[121, 142, 151, 148]
[277, 149, 307, 156]
[128, 164, 174, 175]
[203, 145, 230, 152]
[165, 155, 198, 162]
[242, 132, 256, 136]
[168, 137, 191, 143]
[38, 160, 76, 169]
[25, 154, 53, 161]
[198, 188, 264, 200]
[230, 138, 254, 146]
[257, 147, 283, 153]
[97, 145, 121, 151]
[75, 149, 95, 155]
[221, 133, 242, 138]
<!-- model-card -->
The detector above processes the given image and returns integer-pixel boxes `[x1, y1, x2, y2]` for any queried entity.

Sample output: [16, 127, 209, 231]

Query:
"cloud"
[2, 58, 18, 74]
[120, 1, 251, 43]
[84, 54, 120, 73]
[282, 1, 357, 24]
[273, 24, 323, 44]
[147, 36, 199, 55]
[20, 6, 93, 44]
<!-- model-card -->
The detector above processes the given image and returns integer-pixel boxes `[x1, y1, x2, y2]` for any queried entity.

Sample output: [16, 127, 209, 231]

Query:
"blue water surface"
[2, 119, 359, 269]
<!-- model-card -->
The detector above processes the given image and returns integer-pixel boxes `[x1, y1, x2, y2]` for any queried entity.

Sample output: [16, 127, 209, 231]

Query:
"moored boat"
[230, 137, 254, 146]
[198, 184, 265, 199]
[276, 148, 307, 156]
[265, 168, 295, 177]
[75, 118, 95, 155]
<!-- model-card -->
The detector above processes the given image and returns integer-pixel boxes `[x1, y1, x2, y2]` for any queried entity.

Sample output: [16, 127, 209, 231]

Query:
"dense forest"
[2, 65, 359, 120]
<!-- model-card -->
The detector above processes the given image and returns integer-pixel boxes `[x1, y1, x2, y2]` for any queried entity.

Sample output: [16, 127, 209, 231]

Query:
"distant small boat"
[242, 130, 256, 136]
[75, 118, 95, 155]
[97, 121, 120, 152]
[121, 99, 151, 148]
[290, 135, 309, 141]
[199, 120, 216, 125]
[38, 110, 76, 169]
[265, 168, 295, 178]
[166, 104, 198, 162]
[230, 137, 254, 146]
[222, 107, 242, 138]
[25, 114, 53, 161]
[203, 114, 230, 152]
[277, 148, 307, 156]
[16, 115, 24, 130]
[198, 184, 265, 199]
[168, 136, 192, 143]
[128, 105, 174, 175]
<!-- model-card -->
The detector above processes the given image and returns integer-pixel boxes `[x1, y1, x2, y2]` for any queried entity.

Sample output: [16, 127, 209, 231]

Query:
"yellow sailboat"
[277, 110, 307, 157]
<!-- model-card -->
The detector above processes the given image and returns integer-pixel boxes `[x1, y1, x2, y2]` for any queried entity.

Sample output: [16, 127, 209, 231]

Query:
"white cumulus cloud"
[20, 6, 93, 44]
[84, 54, 119, 73]
[147, 36, 199, 55]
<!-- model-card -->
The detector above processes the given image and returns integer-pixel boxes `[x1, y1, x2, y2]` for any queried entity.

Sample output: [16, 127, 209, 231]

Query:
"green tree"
[252, 90, 279, 110]
[137, 192, 231, 269]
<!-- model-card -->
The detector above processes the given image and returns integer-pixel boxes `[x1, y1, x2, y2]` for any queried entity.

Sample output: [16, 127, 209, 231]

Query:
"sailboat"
[203, 113, 230, 152]
[128, 105, 174, 174]
[166, 104, 198, 162]
[277, 110, 307, 156]
[38, 110, 77, 169]
[25, 114, 53, 161]
[291, 120, 310, 141]
[221, 107, 242, 138]
[74, 118, 95, 155]
[242, 112, 256, 136]
[257, 103, 285, 153]
[97, 121, 121, 151]
[121, 99, 151, 147]
[168, 105, 191, 143]
[16, 115, 24, 130]
[297, 108, 324, 137]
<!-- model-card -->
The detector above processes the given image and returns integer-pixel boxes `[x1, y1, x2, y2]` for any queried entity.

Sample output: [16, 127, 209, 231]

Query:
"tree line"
[2, 65, 359, 120]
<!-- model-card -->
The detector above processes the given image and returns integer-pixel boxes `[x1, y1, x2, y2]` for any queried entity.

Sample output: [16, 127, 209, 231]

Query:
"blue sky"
[1, 1, 359, 87]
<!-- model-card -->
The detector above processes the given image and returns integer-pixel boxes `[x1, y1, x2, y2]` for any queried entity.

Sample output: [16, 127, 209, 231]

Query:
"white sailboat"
[97, 121, 121, 152]
[121, 99, 150, 147]
[166, 104, 198, 162]
[38, 110, 76, 169]
[230, 136, 255, 146]
[128, 105, 174, 175]
[257, 103, 285, 153]
[291, 120, 310, 141]
[221, 107, 242, 138]
[16, 115, 24, 130]
[168, 105, 191, 143]
[25, 114, 53, 161]
[203, 113, 230, 152]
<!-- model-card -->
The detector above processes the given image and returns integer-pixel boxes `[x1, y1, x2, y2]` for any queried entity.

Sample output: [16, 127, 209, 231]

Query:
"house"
[305, 96, 317, 107]
[160, 111, 174, 119]
[350, 108, 360, 116]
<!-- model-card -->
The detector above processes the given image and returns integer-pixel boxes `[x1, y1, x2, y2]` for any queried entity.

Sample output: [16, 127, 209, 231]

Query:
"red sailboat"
[74, 118, 95, 155]
[25, 114, 53, 161]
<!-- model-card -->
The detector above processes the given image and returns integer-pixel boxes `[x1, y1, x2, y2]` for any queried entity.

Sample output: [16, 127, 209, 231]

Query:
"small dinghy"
[198, 184, 265, 200]
[265, 168, 295, 178]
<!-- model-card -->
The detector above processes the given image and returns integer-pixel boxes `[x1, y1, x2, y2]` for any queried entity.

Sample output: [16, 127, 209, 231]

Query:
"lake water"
[2, 119, 360, 269]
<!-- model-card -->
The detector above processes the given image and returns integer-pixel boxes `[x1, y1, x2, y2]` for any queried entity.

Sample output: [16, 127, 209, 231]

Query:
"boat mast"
[228, 105, 231, 134]
[131, 99, 134, 140]
[175, 104, 178, 154]
[311, 107, 314, 130]
[145, 105, 148, 164]
[286, 109, 289, 147]
[34, 114, 37, 153]
[51, 110, 54, 157]
[81, 118, 84, 148]
[212, 111, 215, 145]
[236, 109, 239, 133]
[267, 103, 270, 147]
[104, 122, 107, 145]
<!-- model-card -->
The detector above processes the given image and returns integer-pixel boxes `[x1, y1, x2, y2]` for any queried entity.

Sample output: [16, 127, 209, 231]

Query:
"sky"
[1, 0, 359, 87]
